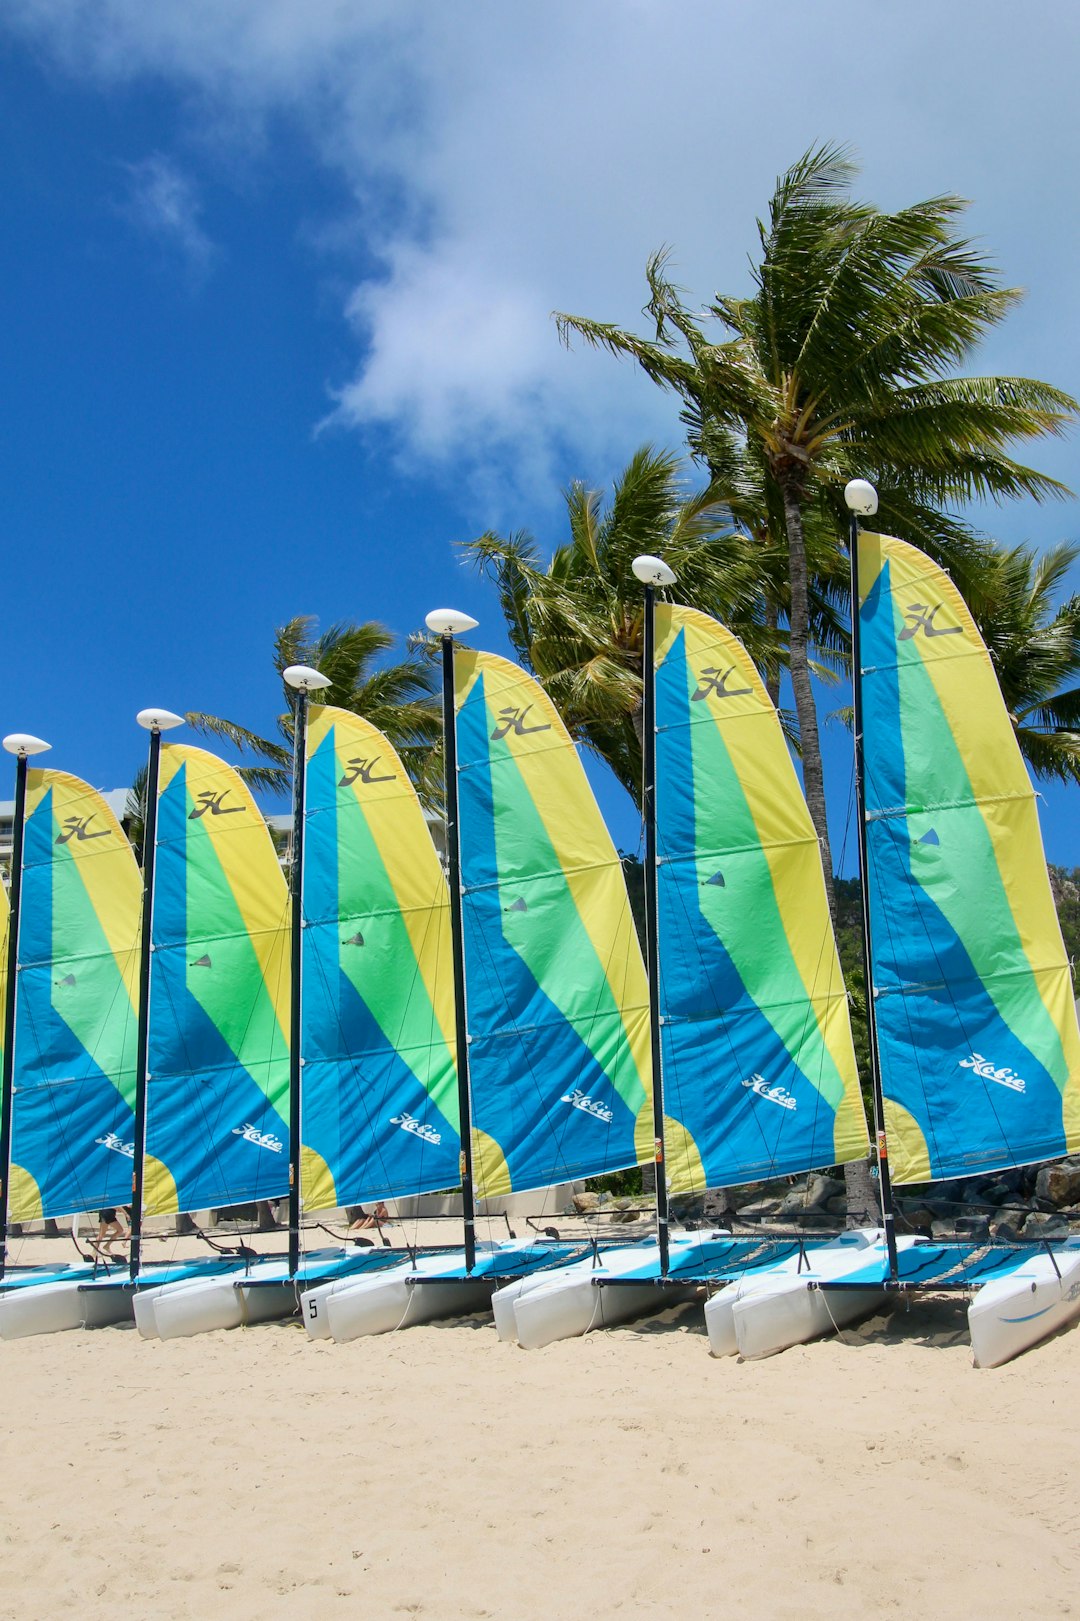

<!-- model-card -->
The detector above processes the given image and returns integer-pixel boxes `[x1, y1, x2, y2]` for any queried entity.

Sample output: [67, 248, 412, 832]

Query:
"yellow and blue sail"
[859, 532, 1080, 1183]
[300, 706, 459, 1211]
[143, 744, 291, 1216]
[455, 650, 651, 1197]
[9, 771, 141, 1221]
[655, 604, 867, 1191]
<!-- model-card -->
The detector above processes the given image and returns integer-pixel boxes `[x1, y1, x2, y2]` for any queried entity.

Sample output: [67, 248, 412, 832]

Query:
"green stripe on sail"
[896, 633, 1067, 1089]
[335, 781, 455, 1109]
[182, 805, 285, 1094]
[683, 653, 847, 1111]
[487, 732, 643, 1110]
[52, 834, 138, 1109]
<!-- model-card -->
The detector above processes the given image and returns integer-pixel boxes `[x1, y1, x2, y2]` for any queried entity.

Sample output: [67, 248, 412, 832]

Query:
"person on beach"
[95, 1207, 129, 1258]
[348, 1202, 389, 1235]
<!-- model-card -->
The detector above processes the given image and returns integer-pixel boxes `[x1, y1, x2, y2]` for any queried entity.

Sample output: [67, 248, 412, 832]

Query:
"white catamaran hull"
[730, 1232, 910, 1360]
[969, 1247, 1080, 1368]
[507, 1244, 697, 1350]
[151, 1264, 299, 1340]
[704, 1231, 882, 1357]
[0, 1272, 131, 1339]
[321, 1255, 493, 1342]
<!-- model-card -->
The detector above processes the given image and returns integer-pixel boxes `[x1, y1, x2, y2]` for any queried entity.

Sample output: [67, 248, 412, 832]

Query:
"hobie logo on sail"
[560, 1088, 614, 1124]
[56, 814, 110, 845]
[958, 1053, 1025, 1094]
[232, 1123, 284, 1153]
[339, 756, 394, 787]
[96, 1132, 135, 1158]
[692, 665, 752, 702]
[189, 790, 244, 820]
[390, 1112, 442, 1146]
[490, 705, 551, 741]
[741, 1074, 797, 1112]
[898, 602, 963, 642]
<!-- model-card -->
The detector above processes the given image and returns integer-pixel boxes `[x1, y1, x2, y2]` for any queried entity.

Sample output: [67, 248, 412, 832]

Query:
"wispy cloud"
[122, 153, 216, 282]
[6, 1, 1080, 525]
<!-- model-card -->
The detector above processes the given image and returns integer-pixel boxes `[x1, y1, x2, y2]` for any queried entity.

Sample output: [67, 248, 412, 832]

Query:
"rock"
[806, 1174, 844, 1208]
[931, 1220, 958, 1240]
[978, 1180, 1015, 1208]
[1034, 1163, 1080, 1208]
[670, 1194, 706, 1222]
[777, 1174, 843, 1216]
[1022, 1211, 1071, 1240]
[571, 1191, 600, 1214]
[899, 1205, 935, 1237]
[989, 1219, 1023, 1244]
[954, 1215, 990, 1240]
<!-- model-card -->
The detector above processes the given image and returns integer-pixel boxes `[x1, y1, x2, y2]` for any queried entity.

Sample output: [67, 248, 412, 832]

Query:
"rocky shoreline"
[571, 1153, 1080, 1243]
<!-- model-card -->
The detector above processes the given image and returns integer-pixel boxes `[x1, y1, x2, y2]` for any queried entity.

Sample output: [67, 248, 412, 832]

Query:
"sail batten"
[859, 532, 1080, 1183]
[654, 604, 867, 1192]
[455, 652, 651, 1196]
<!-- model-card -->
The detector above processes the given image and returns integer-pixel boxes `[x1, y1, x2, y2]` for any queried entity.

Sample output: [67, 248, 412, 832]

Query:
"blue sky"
[2, 2, 1079, 869]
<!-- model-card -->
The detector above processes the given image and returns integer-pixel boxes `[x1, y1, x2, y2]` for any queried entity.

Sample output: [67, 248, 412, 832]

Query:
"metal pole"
[849, 512, 899, 1280]
[287, 688, 309, 1279]
[440, 632, 477, 1273]
[0, 754, 30, 1280]
[641, 581, 671, 1276]
[129, 727, 164, 1280]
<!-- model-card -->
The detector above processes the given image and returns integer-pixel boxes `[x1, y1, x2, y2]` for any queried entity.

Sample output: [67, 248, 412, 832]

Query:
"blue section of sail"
[147, 762, 291, 1211]
[301, 731, 459, 1203]
[12, 789, 135, 1217]
[457, 670, 638, 1188]
[655, 631, 841, 1184]
[861, 563, 1066, 1177]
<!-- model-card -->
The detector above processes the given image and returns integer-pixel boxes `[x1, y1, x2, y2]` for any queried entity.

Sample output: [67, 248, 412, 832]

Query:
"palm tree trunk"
[779, 478, 836, 918]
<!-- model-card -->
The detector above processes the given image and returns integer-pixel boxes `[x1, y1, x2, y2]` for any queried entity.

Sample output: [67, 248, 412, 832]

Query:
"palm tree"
[463, 445, 770, 802]
[187, 616, 442, 807]
[973, 540, 1080, 784]
[555, 144, 1077, 903]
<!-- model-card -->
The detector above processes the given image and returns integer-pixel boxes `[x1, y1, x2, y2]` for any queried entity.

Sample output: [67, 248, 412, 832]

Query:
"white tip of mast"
[282, 664, 332, 692]
[3, 733, 51, 757]
[844, 479, 879, 516]
[632, 554, 677, 587]
[136, 708, 185, 732]
[425, 609, 479, 636]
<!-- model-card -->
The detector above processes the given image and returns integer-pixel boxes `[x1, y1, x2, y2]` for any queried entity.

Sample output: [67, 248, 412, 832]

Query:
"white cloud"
[122, 153, 216, 280]
[6, 1, 1080, 525]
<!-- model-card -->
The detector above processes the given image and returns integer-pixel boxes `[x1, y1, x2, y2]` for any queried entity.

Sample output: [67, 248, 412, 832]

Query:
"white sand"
[1, 1234, 1078, 1619]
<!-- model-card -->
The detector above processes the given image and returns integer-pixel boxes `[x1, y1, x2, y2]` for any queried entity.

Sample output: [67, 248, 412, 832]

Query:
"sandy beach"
[1, 1227, 1078, 1620]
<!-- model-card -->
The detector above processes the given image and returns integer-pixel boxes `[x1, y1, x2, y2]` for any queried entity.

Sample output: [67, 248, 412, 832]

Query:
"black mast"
[283, 665, 330, 1279]
[130, 709, 183, 1280]
[845, 482, 899, 1281]
[429, 611, 477, 1274]
[635, 557, 674, 1277]
[0, 734, 51, 1281]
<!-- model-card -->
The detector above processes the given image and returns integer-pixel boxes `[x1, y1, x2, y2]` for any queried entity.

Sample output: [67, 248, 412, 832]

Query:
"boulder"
[1021, 1211, 1071, 1241]
[989, 1219, 1023, 1244]
[571, 1191, 600, 1215]
[1034, 1163, 1080, 1209]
